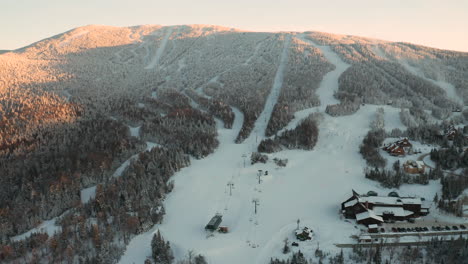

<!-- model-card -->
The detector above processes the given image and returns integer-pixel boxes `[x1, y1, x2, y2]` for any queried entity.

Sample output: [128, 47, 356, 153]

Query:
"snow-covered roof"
[372, 206, 413, 217]
[404, 160, 425, 169]
[463, 205, 468, 212]
[344, 199, 358, 208]
[358, 196, 421, 205]
[356, 210, 383, 222]
[368, 224, 378, 229]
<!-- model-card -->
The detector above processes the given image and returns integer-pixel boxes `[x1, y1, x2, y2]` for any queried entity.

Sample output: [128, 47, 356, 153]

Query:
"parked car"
[460, 225, 466, 230]
[431, 226, 437, 231]
[452, 226, 459, 230]
[392, 227, 398, 232]
[445, 226, 451, 231]
[423, 227, 429, 232]
[380, 228, 385, 233]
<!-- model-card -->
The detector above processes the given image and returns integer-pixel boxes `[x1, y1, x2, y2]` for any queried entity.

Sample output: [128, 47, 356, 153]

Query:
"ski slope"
[246, 34, 291, 142]
[145, 27, 173, 70]
[119, 34, 442, 264]
[398, 60, 463, 105]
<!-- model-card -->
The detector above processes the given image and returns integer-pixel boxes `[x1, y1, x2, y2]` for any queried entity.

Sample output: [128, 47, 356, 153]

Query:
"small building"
[205, 214, 222, 231]
[403, 160, 426, 174]
[359, 235, 372, 243]
[218, 226, 229, 233]
[368, 224, 379, 233]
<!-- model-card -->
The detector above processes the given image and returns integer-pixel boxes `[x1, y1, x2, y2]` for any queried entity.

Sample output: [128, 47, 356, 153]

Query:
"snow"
[372, 206, 413, 217]
[145, 27, 173, 70]
[62, 90, 72, 101]
[145, 141, 165, 151]
[119, 34, 446, 264]
[299, 34, 350, 110]
[11, 212, 68, 242]
[356, 210, 383, 222]
[81, 185, 97, 204]
[11, 218, 61, 242]
[398, 60, 463, 105]
[59, 30, 89, 47]
[128, 125, 141, 138]
[246, 34, 291, 142]
[423, 154, 436, 168]
[113, 154, 139, 178]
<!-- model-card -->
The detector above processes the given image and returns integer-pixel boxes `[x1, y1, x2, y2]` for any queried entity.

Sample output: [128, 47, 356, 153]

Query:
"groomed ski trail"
[246, 34, 291, 143]
[145, 27, 173, 70]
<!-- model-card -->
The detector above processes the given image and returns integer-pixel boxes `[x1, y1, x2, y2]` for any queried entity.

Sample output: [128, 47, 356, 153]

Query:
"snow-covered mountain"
[1, 25, 468, 263]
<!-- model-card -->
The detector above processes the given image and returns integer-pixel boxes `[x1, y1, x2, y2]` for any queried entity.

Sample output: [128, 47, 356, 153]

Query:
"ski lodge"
[341, 190, 429, 226]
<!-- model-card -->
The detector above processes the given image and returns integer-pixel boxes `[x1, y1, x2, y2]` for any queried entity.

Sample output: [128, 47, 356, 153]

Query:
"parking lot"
[366, 223, 468, 239]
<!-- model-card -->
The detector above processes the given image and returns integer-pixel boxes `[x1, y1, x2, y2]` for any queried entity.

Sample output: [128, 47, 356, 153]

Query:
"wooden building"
[403, 160, 426, 174]
[383, 138, 413, 156]
[341, 190, 429, 226]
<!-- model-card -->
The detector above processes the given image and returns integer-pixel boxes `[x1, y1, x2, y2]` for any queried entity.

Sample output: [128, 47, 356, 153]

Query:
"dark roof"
[205, 215, 222, 230]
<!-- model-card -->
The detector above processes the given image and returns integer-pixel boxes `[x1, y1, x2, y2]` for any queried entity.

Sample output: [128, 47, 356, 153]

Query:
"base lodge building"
[341, 190, 429, 226]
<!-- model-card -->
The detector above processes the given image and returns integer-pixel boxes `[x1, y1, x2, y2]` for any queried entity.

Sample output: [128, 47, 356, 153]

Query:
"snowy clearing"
[80, 185, 97, 204]
[128, 125, 141, 138]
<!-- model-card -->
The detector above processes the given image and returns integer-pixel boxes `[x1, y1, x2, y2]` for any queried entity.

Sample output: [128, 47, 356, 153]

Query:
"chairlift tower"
[227, 181, 234, 196]
[257, 170, 263, 184]
[252, 198, 259, 214]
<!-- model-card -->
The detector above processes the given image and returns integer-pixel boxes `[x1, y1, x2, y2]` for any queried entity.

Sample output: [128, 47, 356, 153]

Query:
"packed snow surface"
[119, 34, 443, 264]
[81, 185, 97, 204]
[145, 27, 173, 70]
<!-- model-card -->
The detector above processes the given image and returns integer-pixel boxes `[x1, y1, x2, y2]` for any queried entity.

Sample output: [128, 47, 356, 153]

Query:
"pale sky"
[1, 0, 467, 51]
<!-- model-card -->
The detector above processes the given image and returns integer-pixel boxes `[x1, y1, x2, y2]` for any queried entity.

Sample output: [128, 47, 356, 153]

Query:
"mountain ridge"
[4, 24, 468, 54]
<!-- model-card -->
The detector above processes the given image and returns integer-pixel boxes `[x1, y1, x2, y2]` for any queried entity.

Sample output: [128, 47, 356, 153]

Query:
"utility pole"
[242, 154, 247, 168]
[257, 170, 263, 184]
[252, 198, 259, 214]
[227, 181, 234, 196]
[296, 219, 300, 230]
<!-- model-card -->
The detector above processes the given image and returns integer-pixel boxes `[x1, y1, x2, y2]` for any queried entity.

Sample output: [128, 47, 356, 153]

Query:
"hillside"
[1, 25, 468, 263]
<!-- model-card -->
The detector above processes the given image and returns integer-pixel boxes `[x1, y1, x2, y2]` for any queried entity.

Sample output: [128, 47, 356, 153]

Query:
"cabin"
[341, 190, 429, 226]
[383, 138, 413, 156]
[205, 214, 222, 231]
[403, 160, 426, 174]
